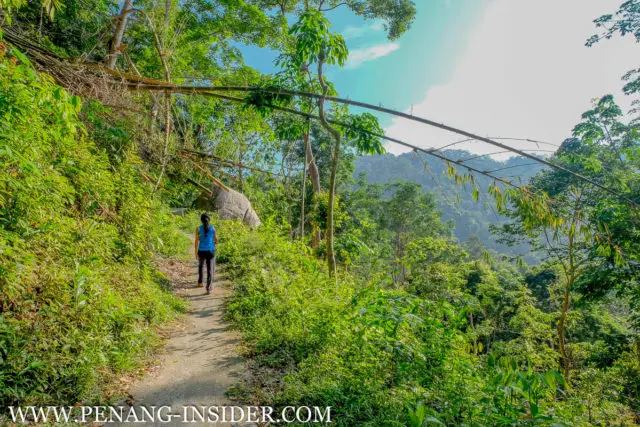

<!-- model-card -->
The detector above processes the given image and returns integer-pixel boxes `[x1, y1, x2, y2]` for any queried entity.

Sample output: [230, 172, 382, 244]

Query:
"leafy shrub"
[220, 220, 639, 425]
[0, 49, 185, 407]
[220, 223, 480, 424]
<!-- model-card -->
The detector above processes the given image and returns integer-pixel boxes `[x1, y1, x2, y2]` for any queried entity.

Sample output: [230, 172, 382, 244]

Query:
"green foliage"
[481, 355, 565, 424]
[0, 51, 185, 407]
[254, 0, 416, 41]
[403, 237, 468, 298]
[586, 0, 639, 46]
[223, 221, 454, 424]
[11, 0, 115, 56]
[355, 152, 545, 260]
[586, 1, 640, 124]
[2, 0, 639, 423]
[341, 112, 385, 155]
[1, 0, 63, 23]
[244, 84, 294, 117]
[344, 0, 416, 40]
[0, 0, 26, 14]
[492, 94, 640, 417]
[289, 10, 348, 68]
[220, 219, 638, 425]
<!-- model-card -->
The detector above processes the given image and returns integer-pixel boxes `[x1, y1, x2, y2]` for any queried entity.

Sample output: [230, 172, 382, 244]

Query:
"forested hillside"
[1, 0, 639, 425]
[355, 151, 546, 258]
[0, 44, 187, 405]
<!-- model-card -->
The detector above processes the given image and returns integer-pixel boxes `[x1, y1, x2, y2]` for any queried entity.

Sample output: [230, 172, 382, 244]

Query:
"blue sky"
[240, 0, 486, 128]
[322, 0, 486, 123]
[241, 0, 638, 158]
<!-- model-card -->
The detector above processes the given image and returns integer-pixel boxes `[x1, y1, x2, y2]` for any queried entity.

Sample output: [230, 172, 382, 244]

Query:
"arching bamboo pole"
[126, 83, 639, 208]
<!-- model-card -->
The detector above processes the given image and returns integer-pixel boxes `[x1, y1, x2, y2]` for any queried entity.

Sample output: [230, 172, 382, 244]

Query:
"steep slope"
[0, 44, 185, 408]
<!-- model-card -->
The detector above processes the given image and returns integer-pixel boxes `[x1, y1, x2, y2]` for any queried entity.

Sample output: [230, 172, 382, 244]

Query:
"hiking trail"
[117, 252, 252, 426]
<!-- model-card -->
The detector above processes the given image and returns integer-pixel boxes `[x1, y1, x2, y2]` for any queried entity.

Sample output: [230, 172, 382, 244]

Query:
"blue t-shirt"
[198, 225, 215, 251]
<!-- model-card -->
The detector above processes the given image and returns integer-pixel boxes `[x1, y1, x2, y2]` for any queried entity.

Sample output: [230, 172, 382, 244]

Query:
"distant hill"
[354, 150, 547, 259]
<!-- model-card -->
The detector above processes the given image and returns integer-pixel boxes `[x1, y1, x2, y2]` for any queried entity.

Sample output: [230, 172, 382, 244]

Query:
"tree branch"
[320, 2, 346, 11]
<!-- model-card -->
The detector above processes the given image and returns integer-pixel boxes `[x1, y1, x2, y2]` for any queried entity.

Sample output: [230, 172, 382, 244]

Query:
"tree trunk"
[392, 230, 401, 284]
[238, 142, 244, 192]
[153, 1, 173, 192]
[468, 312, 477, 355]
[305, 133, 321, 193]
[316, 54, 340, 277]
[300, 137, 308, 239]
[557, 283, 571, 380]
[164, 0, 171, 34]
[325, 136, 340, 276]
[150, 92, 159, 131]
[556, 225, 576, 383]
[154, 89, 172, 191]
[304, 132, 322, 248]
[106, 0, 133, 69]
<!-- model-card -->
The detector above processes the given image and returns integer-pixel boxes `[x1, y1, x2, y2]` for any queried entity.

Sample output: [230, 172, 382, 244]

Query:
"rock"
[195, 186, 261, 227]
[171, 207, 189, 216]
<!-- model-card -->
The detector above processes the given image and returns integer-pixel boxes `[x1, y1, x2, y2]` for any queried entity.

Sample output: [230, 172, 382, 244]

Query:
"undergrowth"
[0, 48, 186, 407]
[220, 220, 464, 425]
[218, 219, 634, 426]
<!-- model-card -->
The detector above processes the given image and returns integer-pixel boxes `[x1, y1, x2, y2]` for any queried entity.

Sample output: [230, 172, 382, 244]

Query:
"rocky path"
[117, 256, 251, 426]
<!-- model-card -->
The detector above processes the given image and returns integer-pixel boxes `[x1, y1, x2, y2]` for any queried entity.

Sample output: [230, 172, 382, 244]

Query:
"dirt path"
[117, 256, 251, 426]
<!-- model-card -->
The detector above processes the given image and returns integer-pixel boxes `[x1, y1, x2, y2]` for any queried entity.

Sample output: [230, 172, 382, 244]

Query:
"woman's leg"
[205, 251, 213, 291]
[211, 250, 216, 283]
[198, 251, 205, 286]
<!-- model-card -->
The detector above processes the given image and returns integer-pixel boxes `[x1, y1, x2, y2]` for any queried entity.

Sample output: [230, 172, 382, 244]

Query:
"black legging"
[198, 250, 216, 289]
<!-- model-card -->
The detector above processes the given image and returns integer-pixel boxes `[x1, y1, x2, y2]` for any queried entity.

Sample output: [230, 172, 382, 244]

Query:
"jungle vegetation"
[0, 0, 639, 425]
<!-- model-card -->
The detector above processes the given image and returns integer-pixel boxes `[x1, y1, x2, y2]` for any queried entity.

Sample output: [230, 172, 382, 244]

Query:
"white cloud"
[342, 20, 385, 40]
[385, 0, 638, 159]
[346, 42, 400, 69]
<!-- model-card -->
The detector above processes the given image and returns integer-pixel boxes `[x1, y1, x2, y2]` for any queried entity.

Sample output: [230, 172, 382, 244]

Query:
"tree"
[286, 10, 388, 275]
[289, 10, 346, 275]
[8, 0, 113, 56]
[267, 0, 416, 268]
[403, 236, 467, 298]
[379, 181, 448, 283]
[587, 0, 640, 122]
[273, 41, 326, 247]
[496, 95, 640, 380]
[256, 0, 416, 41]
[586, 0, 639, 47]
[106, 0, 134, 69]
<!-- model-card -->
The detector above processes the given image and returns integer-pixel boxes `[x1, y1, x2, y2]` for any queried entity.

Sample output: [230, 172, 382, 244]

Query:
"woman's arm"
[194, 227, 199, 259]
[214, 228, 218, 245]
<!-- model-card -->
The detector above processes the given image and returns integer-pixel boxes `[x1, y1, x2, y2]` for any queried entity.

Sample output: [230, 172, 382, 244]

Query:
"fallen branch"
[179, 152, 231, 192]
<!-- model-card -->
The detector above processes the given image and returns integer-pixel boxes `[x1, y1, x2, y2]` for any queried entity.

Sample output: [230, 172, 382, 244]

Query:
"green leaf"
[10, 48, 31, 66]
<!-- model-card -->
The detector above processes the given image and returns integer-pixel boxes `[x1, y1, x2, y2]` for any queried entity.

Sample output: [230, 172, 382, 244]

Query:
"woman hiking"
[194, 213, 218, 294]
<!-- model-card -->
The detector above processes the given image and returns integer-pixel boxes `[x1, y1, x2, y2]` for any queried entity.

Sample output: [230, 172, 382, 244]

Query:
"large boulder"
[195, 186, 261, 227]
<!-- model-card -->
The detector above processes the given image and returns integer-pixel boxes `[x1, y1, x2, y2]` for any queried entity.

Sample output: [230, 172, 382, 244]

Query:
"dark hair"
[200, 213, 211, 235]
